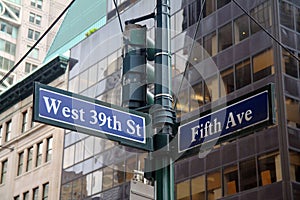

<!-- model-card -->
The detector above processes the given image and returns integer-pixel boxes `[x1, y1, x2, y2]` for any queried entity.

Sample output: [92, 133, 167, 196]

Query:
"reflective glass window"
[258, 152, 281, 186]
[234, 14, 249, 44]
[283, 49, 299, 78]
[296, 7, 300, 33]
[203, 31, 217, 57]
[176, 180, 190, 200]
[191, 175, 205, 200]
[218, 23, 233, 51]
[190, 82, 204, 111]
[286, 97, 300, 128]
[207, 170, 222, 200]
[220, 67, 234, 97]
[250, 1, 272, 35]
[102, 166, 113, 191]
[280, 1, 294, 30]
[204, 0, 216, 17]
[223, 165, 239, 196]
[290, 151, 300, 182]
[217, 0, 231, 9]
[235, 58, 251, 89]
[253, 48, 274, 81]
[240, 158, 257, 191]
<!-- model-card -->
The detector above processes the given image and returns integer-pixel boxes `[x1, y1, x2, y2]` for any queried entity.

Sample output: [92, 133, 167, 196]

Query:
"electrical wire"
[0, 0, 76, 87]
[113, 0, 124, 33]
[232, 0, 300, 63]
[174, 0, 206, 109]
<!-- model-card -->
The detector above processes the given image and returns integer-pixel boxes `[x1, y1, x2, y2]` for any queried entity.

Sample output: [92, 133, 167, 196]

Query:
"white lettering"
[236, 112, 245, 124]
[226, 112, 237, 129]
[71, 109, 79, 120]
[43, 97, 61, 114]
[191, 125, 200, 143]
[62, 107, 70, 117]
[245, 110, 253, 121]
[127, 120, 136, 135]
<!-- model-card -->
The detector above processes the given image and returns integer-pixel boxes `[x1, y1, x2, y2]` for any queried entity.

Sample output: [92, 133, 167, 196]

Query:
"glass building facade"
[60, 0, 300, 199]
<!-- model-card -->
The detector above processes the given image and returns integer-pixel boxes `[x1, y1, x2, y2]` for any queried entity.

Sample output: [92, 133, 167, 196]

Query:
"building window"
[28, 29, 40, 40]
[224, 165, 239, 196]
[176, 180, 190, 200]
[0, 56, 14, 71]
[0, 159, 7, 184]
[4, 120, 11, 142]
[204, 0, 216, 17]
[0, 39, 16, 55]
[190, 82, 204, 111]
[42, 182, 49, 200]
[286, 97, 300, 128]
[0, 21, 18, 38]
[31, 0, 43, 9]
[203, 31, 217, 57]
[29, 13, 41, 25]
[217, 0, 231, 9]
[258, 152, 281, 186]
[102, 166, 113, 191]
[26, 147, 33, 172]
[191, 175, 205, 199]
[296, 7, 300, 33]
[234, 14, 249, 44]
[36, 142, 43, 167]
[290, 151, 300, 182]
[283, 49, 298, 78]
[33, 187, 39, 200]
[17, 151, 24, 176]
[240, 158, 257, 191]
[25, 62, 38, 74]
[21, 110, 28, 133]
[252, 48, 274, 81]
[46, 137, 53, 162]
[27, 45, 39, 59]
[205, 74, 219, 102]
[250, 1, 272, 35]
[23, 191, 29, 200]
[207, 170, 222, 199]
[220, 67, 234, 97]
[280, 1, 294, 30]
[218, 22, 233, 52]
[235, 58, 251, 89]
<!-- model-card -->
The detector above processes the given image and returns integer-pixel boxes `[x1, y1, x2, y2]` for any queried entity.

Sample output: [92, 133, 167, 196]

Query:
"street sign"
[33, 82, 153, 151]
[178, 84, 275, 153]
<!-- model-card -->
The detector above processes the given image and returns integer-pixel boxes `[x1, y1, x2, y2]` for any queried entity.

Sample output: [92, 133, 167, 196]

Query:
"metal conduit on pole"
[153, 0, 175, 199]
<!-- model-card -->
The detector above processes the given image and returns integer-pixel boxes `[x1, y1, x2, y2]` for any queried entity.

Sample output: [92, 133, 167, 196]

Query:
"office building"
[0, 0, 70, 92]
[60, 0, 300, 199]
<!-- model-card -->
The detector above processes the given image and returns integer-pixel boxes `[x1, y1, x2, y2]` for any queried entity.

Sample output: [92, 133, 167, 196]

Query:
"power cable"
[113, 0, 124, 33]
[0, 0, 76, 87]
[232, 0, 300, 63]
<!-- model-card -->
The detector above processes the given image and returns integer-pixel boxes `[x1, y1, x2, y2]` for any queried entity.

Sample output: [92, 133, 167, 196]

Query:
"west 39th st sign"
[33, 83, 153, 151]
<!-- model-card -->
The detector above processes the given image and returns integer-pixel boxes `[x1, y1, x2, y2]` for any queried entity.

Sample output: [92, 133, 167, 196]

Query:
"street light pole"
[153, 0, 175, 199]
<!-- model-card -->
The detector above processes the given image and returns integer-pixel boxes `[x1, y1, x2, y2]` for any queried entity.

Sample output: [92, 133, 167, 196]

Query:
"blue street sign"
[33, 83, 153, 151]
[178, 86, 275, 153]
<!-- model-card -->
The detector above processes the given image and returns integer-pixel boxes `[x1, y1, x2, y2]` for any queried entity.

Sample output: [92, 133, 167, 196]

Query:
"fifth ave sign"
[178, 84, 275, 153]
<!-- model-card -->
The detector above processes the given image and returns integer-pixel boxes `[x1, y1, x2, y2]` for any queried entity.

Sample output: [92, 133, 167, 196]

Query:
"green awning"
[44, 0, 107, 63]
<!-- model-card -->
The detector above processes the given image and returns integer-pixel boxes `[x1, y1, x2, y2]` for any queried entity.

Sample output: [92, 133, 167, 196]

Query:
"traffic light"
[122, 24, 154, 109]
